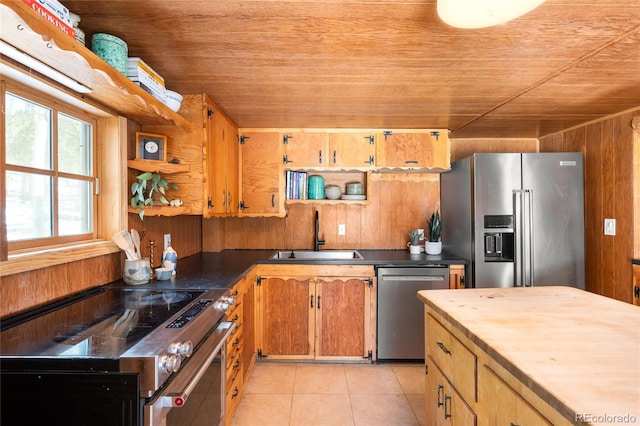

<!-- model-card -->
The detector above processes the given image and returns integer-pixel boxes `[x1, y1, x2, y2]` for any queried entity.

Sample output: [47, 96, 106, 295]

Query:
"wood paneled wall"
[204, 173, 441, 251]
[540, 109, 639, 303]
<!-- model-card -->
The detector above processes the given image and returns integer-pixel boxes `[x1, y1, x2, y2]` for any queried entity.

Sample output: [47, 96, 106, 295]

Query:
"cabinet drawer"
[426, 313, 477, 403]
[225, 368, 243, 426]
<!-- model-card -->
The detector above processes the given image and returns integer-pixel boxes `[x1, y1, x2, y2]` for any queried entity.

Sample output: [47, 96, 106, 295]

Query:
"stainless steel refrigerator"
[440, 153, 585, 289]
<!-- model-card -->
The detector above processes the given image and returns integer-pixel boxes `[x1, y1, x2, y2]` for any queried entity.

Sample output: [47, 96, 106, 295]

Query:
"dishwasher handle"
[380, 275, 446, 282]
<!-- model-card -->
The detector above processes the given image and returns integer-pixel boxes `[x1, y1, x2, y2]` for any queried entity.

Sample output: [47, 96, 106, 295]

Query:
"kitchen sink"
[270, 250, 364, 260]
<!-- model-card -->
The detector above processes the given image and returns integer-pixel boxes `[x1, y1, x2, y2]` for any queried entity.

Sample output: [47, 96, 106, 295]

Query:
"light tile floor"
[231, 362, 425, 426]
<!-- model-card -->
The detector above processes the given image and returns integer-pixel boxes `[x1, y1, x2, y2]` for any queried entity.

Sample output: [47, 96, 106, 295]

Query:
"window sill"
[1, 240, 121, 277]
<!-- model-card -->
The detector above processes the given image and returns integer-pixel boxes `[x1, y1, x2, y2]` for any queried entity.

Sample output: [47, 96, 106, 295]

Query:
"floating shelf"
[127, 159, 190, 174]
[128, 206, 189, 217]
[1, 0, 192, 130]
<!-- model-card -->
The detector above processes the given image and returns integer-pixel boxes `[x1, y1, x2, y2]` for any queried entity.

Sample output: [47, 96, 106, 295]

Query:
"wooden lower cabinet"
[449, 264, 466, 289]
[478, 366, 551, 425]
[425, 357, 476, 426]
[255, 265, 376, 361]
[424, 307, 573, 426]
[225, 270, 258, 426]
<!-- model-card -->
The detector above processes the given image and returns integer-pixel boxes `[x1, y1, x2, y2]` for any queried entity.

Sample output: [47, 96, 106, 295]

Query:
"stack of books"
[286, 171, 308, 200]
[127, 57, 166, 103]
[22, 0, 75, 38]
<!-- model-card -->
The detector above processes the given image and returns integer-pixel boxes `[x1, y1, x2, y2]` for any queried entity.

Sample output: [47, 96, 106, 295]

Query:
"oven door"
[145, 321, 236, 426]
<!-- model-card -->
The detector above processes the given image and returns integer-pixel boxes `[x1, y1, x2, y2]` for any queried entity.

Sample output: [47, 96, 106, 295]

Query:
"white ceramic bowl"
[165, 90, 183, 112]
[325, 185, 342, 200]
[155, 267, 173, 281]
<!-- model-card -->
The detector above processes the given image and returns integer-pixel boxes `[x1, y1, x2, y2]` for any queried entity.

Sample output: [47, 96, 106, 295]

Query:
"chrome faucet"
[314, 210, 325, 251]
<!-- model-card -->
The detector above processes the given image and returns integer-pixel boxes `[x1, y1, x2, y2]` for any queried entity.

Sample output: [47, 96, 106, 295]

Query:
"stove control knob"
[213, 296, 235, 312]
[159, 354, 181, 373]
[168, 341, 193, 358]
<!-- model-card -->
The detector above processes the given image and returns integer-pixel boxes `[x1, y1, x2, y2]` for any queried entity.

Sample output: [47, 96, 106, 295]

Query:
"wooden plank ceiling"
[63, 0, 640, 138]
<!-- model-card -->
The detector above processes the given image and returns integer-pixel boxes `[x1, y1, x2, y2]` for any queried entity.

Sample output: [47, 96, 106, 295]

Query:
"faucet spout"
[314, 210, 325, 251]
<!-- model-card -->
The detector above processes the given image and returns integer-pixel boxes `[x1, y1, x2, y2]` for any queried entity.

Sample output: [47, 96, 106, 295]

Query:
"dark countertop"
[110, 249, 469, 292]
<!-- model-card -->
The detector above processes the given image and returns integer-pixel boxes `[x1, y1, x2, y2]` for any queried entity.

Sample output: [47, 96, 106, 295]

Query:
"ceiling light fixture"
[0, 40, 93, 93]
[437, 0, 546, 29]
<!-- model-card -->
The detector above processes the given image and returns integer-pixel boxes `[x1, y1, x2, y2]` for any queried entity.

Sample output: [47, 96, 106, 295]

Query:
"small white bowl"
[155, 267, 173, 281]
[165, 90, 183, 112]
[325, 185, 342, 200]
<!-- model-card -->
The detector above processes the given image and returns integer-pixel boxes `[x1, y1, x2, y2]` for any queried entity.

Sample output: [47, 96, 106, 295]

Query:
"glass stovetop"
[0, 287, 204, 359]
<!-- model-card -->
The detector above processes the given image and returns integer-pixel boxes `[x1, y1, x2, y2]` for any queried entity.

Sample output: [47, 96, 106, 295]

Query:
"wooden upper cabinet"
[203, 96, 239, 217]
[376, 130, 450, 171]
[328, 133, 376, 169]
[282, 132, 329, 168]
[208, 102, 239, 217]
[239, 132, 285, 217]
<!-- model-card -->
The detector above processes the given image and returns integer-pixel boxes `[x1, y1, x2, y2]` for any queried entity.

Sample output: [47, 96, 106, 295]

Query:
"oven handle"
[162, 321, 236, 408]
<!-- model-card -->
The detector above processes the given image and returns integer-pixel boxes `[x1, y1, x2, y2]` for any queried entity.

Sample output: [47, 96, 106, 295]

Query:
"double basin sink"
[270, 250, 364, 260]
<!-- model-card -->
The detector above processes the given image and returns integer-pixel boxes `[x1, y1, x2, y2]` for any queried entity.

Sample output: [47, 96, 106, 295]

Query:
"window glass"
[58, 113, 92, 175]
[5, 93, 52, 170]
[5, 171, 53, 241]
[58, 177, 92, 236]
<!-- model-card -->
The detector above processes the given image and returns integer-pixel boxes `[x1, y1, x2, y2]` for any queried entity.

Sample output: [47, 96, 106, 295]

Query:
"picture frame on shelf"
[136, 132, 167, 161]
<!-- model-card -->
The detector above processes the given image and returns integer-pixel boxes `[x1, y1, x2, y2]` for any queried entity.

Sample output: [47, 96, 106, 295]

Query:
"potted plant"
[130, 172, 178, 219]
[407, 229, 422, 254]
[426, 210, 442, 255]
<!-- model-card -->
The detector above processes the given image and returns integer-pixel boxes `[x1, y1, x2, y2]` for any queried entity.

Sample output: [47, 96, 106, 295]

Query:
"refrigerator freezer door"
[473, 154, 521, 288]
[522, 153, 585, 289]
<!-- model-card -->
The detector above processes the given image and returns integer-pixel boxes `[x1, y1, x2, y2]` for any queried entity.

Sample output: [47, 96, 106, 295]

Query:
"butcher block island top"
[418, 286, 640, 425]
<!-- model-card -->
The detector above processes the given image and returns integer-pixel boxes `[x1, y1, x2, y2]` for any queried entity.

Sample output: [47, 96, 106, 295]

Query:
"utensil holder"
[123, 258, 151, 285]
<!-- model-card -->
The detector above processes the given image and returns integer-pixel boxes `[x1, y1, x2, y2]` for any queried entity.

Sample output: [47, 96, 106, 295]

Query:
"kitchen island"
[418, 286, 640, 425]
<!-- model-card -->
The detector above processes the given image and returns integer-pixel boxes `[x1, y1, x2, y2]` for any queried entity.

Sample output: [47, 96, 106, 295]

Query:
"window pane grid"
[4, 88, 96, 248]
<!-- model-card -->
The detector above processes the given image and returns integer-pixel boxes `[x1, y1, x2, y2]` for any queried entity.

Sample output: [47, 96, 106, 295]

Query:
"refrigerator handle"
[513, 190, 534, 287]
[525, 189, 534, 287]
[513, 190, 523, 287]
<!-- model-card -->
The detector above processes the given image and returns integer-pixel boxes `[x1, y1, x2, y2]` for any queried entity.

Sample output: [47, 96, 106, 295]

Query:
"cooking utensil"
[112, 230, 137, 260]
[130, 229, 141, 259]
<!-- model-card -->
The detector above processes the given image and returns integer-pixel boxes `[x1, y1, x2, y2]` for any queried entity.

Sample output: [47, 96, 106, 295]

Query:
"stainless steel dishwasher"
[377, 266, 450, 360]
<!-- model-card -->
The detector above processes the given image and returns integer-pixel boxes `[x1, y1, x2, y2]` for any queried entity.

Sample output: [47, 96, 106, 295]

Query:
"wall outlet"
[164, 234, 171, 249]
[338, 224, 346, 236]
[604, 218, 616, 236]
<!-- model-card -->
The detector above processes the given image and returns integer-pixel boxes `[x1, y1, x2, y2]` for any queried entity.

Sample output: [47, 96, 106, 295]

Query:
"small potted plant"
[426, 209, 442, 255]
[130, 172, 179, 219]
[407, 229, 422, 254]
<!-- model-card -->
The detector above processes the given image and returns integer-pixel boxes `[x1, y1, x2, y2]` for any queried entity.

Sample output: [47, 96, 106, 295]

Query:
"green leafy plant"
[130, 172, 178, 219]
[427, 210, 442, 242]
[408, 229, 421, 246]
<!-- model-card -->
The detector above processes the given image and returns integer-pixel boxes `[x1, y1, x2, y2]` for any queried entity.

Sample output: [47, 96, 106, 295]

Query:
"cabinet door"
[226, 121, 239, 215]
[283, 132, 329, 167]
[315, 278, 370, 358]
[426, 357, 476, 426]
[257, 277, 314, 358]
[242, 275, 256, 381]
[449, 265, 466, 289]
[207, 103, 239, 216]
[239, 132, 284, 216]
[376, 131, 449, 169]
[328, 133, 376, 169]
[479, 366, 551, 426]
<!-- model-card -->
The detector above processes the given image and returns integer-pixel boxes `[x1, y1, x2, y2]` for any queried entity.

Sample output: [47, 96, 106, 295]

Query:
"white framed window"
[3, 82, 98, 251]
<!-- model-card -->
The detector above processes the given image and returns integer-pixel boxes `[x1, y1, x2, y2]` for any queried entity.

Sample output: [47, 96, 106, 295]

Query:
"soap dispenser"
[162, 237, 178, 275]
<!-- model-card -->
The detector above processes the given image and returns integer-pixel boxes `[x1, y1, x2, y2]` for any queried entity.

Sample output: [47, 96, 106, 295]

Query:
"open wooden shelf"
[128, 206, 189, 217]
[1, 0, 192, 130]
[127, 159, 190, 174]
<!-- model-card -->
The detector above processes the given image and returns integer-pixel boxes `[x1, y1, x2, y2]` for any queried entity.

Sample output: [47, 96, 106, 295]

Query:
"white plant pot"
[408, 244, 422, 254]
[425, 241, 442, 255]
